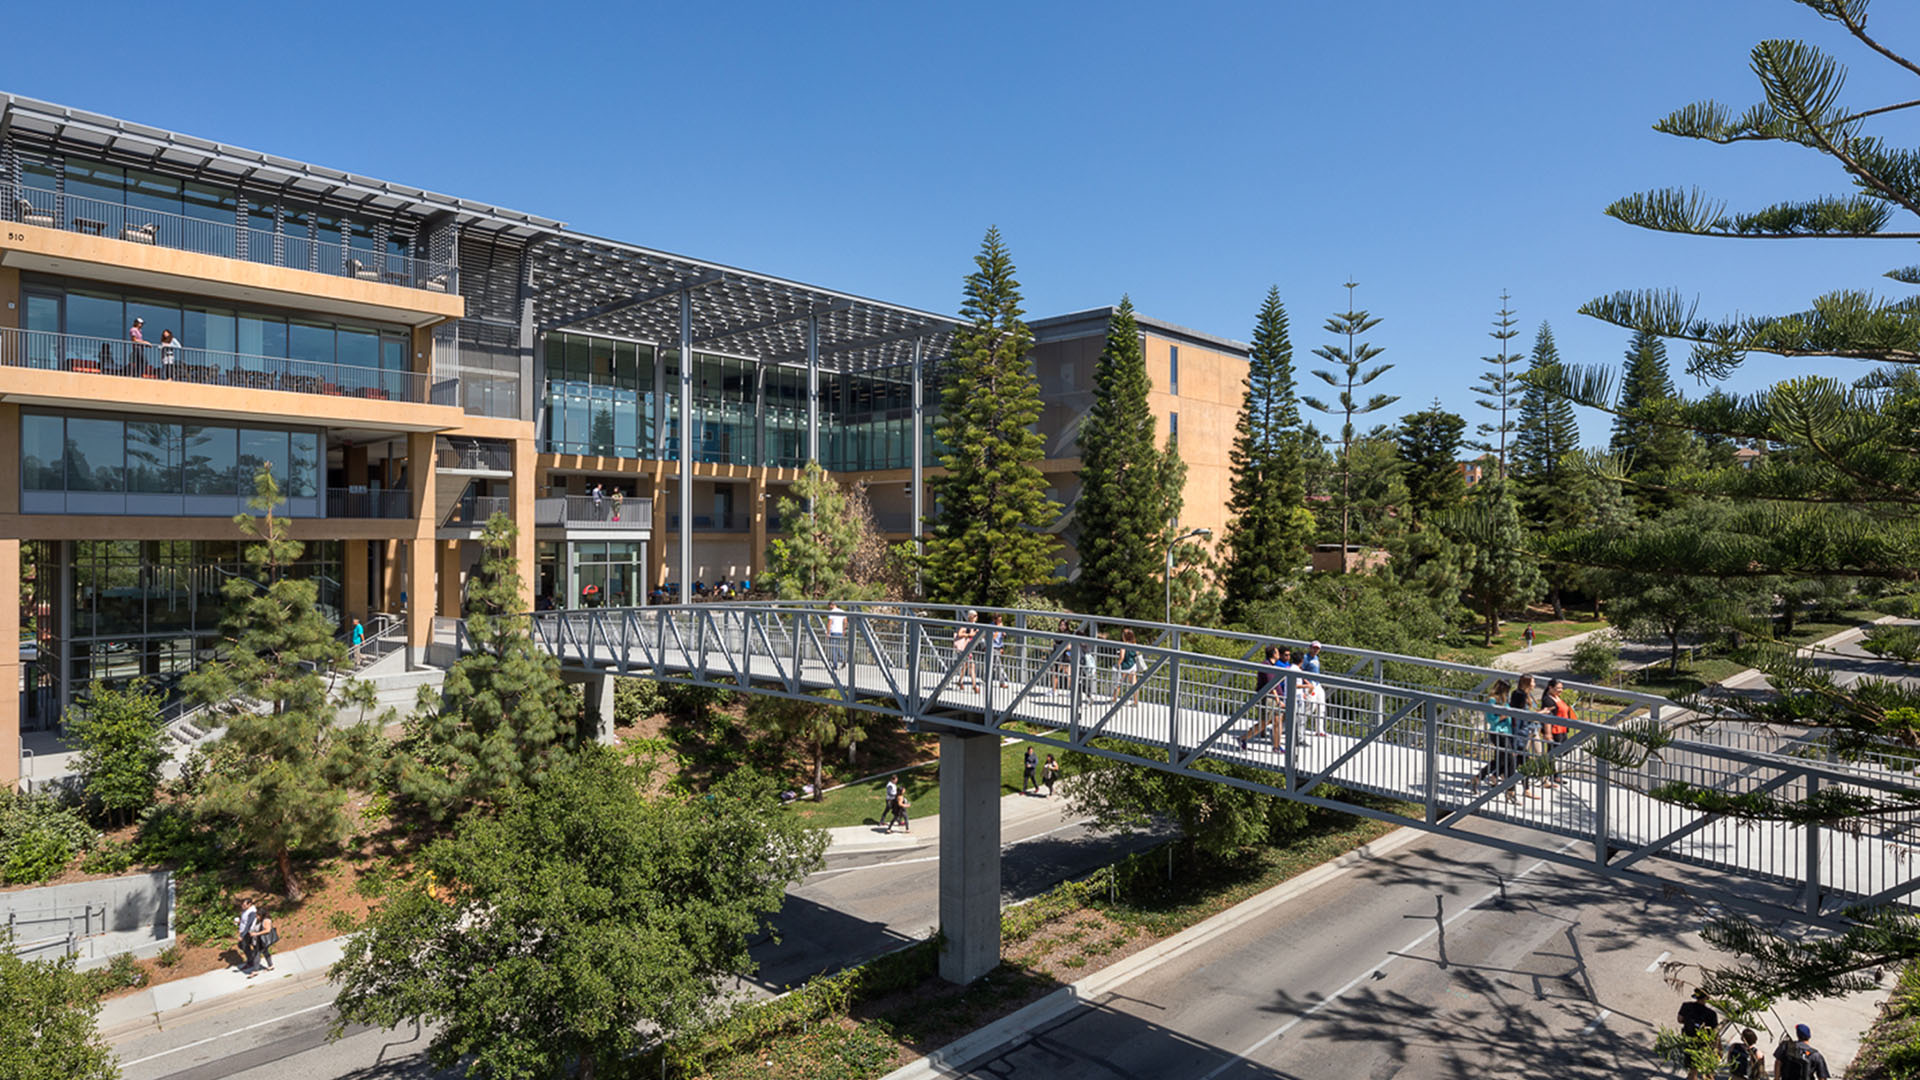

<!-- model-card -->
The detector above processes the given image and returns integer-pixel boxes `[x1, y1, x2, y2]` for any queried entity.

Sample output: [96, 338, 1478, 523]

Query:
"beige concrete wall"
[0, 539, 18, 789]
[1144, 332, 1242, 565]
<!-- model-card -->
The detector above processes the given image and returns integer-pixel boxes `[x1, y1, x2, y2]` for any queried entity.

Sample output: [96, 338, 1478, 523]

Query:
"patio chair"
[14, 197, 53, 229]
[121, 222, 157, 244]
[346, 257, 381, 281]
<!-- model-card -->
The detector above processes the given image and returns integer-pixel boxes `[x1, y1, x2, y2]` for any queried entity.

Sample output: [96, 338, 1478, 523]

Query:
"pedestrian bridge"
[446, 600, 1920, 981]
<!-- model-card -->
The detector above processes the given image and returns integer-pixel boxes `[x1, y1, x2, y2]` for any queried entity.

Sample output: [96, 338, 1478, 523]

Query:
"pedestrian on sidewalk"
[350, 618, 364, 665]
[233, 897, 259, 973]
[1022, 745, 1039, 795]
[1677, 988, 1718, 1080]
[883, 776, 900, 829]
[245, 907, 278, 977]
[1043, 754, 1060, 798]
[1726, 1028, 1761, 1078]
[1524, 624, 1536, 651]
[1774, 1023, 1831, 1080]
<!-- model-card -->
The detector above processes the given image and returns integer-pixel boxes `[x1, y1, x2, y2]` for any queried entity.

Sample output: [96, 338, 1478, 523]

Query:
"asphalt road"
[108, 796, 1168, 1080]
[950, 824, 1827, 1080]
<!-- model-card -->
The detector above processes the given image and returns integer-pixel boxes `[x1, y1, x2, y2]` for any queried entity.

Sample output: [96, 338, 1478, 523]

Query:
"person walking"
[1540, 678, 1573, 789]
[1475, 679, 1516, 798]
[1509, 675, 1542, 799]
[1726, 1028, 1761, 1079]
[1116, 628, 1142, 697]
[883, 776, 903, 833]
[245, 906, 279, 976]
[1523, 623, 1536, 651]
[1677, 988, 1719, 1080]
[1022, 745, 1039, 796]
[1239, 645, 1287, 752]
[349, 617, 365, 665]
[1773, 1024, 1831, 1080]
[1079, 623, 1104, 702]
[1043, 754, 1060, 798]
[233, 897, 259, 973]
[1301, 640, 1323, 675]
[610, 488, 624, 522]
[990, 613, 1009, 689]
[591, 483, 605, 519]
[826, 603, 848, 669]
[953, 611, 980, 693]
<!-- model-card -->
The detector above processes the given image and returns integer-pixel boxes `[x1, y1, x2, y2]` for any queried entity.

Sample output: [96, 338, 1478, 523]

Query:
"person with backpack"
[1677, 989, 1718, 1080]
[1726, 1028, 1761, 1079]
[1773, 1023, 1831, 1079]
[244, 904, 278, 976]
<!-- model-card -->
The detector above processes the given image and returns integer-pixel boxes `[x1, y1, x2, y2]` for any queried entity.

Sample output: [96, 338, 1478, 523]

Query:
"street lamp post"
[1165, 526, 1213, 625]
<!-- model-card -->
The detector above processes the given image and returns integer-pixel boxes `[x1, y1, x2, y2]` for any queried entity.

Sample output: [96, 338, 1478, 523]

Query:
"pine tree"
[1609, 328, 1675, 465]
[396, 514, 580, 824]
[1467, 292, 1523, 475]
[183, 466, 377, 900]
[1454, 477, 1544, 646]
[923, 228, 1060, 607]
[1512, 322, 1581, 486]
[1223, 287, 1313, 618]
[1539, 0, 1920, 1003]
[1394, 402, 1468, 526]
[1305, 281, 1398, 571]
[1074, 297, 1167, 621]
[765, 463, 887, 602]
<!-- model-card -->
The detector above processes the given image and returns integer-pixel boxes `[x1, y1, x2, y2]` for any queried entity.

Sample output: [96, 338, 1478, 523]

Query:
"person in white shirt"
[826, 604, 848, 668]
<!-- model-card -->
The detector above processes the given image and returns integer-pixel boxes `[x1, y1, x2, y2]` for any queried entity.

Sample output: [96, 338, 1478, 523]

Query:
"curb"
[878, 824, 1427, 1080]
[98, 936, 347, 1036]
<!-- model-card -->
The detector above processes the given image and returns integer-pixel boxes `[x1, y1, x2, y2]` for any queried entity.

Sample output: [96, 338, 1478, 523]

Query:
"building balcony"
[445, 494, 511, 528]
[536, 494, 651, 531]
[8, 188, 456, 295]
[0, 328, 428, 404]
[326, 487, 413, 519]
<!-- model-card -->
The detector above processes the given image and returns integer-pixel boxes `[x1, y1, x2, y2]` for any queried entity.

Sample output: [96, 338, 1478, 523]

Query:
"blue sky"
[12, 1, 1920, 444]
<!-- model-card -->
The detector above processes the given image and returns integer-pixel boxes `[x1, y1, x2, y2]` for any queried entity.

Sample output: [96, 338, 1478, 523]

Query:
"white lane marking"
[1647, 950, 1672, 973]
[1197, 838, 1584, 1080]
[1580, 1009, 1613, 1034]
[806, 818, 1095, 879]
[118, 999, 336, 1067]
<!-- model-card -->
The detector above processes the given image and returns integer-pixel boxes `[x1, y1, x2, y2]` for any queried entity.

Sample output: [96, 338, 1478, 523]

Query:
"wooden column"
[749, 473, 768, 577]
[0, 539, 19, 790]
[406, 431, 437, 666]
[510, 437, 537, 611]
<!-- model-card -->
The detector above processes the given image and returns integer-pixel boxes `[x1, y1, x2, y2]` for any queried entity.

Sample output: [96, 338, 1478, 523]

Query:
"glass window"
[63, 160, 124, 206]
[66, 291, 123, 343]
[183, 425, 237, 496]
[66, 417, 126, 492]
[1169, 411, 1179, 445]
[336, 328, 379, 369]
[288, 433, 320, 498]
[125, 169, 182, 217]
[237, 313, 288, 359]
[21, 158, 57, 191]
[126, 421, 182, 494]
[185, 306, 236, 355]
[23, 292, 59, 333]
[290, 321, 333, 368]
[126, 298, 185, 347]
[21, 414, 63, 490]
[240, 430, 288, 495]
[1169, 345, 1179, 395]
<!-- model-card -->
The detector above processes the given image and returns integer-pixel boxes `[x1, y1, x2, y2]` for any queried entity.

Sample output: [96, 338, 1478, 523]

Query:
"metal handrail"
[8, 187, 457, 293]
[0, 327, 430, 404]
[326, 487, 412, 519]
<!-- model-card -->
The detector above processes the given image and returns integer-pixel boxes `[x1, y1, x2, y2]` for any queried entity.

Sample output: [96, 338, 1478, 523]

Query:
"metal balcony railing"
[667, 512, 749, 532]
[0, 328, 429, 403]
[446, 495, 511, 527]
[437, 440, 514, 473]
[326, 488, 412, 519]
[7, 188, 457, 294]
[537, 494, 651, 529]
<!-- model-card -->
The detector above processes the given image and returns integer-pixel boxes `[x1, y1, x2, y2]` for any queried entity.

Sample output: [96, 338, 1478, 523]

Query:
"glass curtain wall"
[542, 331, 654, 457]
[22, 412, 322, 516]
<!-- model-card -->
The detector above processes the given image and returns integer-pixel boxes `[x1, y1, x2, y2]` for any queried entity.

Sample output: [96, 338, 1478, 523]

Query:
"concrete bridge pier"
[565, 672, 620, 746]
[938, 729, 1003, 984]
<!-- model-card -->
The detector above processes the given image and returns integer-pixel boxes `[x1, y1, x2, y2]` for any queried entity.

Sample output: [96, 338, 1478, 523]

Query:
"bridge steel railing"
[461, 600, 1920, 928]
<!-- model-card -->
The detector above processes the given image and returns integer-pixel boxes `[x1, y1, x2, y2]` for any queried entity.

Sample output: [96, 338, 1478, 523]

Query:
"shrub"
[1865, 625, 1920, 664]
[327, 909, 360, 934]
[614, 678, 666, 727]
[79, 840, 133, 876]
[0, 792, 95, 884]
[155, 945, 182, 968]
[66, 679, 168, 828]
[85, 952, 148, 997]
[1569, 631, 1622, 684]
[4, 831, 73, 884]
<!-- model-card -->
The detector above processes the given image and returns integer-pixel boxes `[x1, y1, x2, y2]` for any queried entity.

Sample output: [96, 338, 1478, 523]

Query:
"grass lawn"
[1629, 656, 1750, 698]
[1443, 611, 1609, 666]
[784, 732, 1070, 830]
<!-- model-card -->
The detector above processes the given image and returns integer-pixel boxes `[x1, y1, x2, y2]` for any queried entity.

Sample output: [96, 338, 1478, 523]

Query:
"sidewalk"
[824, 787, 1073, 855]
[98, 935, 348, 1034]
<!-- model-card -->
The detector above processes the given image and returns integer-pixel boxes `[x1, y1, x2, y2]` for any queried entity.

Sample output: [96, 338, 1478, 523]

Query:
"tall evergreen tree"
[1305, 281, 1398, 571]
[1608, 328, 1676, 464]
[1467, 291, 1523, 475]
[764, 463, 886, 602]
[923, 228, 1060, 607]
[1074, 297, 1167, 621]
[1454, 477, 1545, 646]
[1512, 322, 1581, 485]
[1394, 402, 1468, 527]
[1538, 0, 1920, 1003]
[183, 466, 377, 900]
[1223, 287, 1313, 617]
[396, 515, 580, 824]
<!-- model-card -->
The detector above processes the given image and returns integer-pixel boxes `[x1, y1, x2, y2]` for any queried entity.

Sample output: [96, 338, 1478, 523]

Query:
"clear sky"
[11, 1, 1920, 444]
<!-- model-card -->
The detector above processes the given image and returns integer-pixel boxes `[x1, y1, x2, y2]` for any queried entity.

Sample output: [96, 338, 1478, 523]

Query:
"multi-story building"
[0, 94, 1249, 788]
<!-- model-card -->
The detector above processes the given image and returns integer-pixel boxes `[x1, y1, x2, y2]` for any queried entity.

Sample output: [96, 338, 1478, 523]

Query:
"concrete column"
[343, 539, 370, 629]
[438, 541, 462, 618]
[406, 431, 437, 667]
[938, 731, 1002, 984]
[678, 291, 694, 596]
[509, 437, 537, 611]
[0, 539, 19, 790]
[749, 473, 768, 577]
[382, 540, 404, 612]
[584, 673, 617, 746]
[650, 467, 670, 593]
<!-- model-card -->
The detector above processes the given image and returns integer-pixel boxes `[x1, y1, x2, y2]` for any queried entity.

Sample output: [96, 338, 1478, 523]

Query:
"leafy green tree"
[67, 679, 166, 827]
[746, 692, 867, 801]
[1305, 282, 1398, 570]
[1074, 297, 1169, 620]
[0, 948, 116, 1080]
[764, 463, 886, 602]
[1468, 292, 1523, 475]
[1223, 287, 1314, 619]
[183, 466, 378, 900]
[1067, 739, 1309, 861]
[1513, 322, 1587, 614]
[1451, 478, 1545, 646]
[924, 228, 1060, 607]
[333, 753, 827, 1080]
[395, 515, 580, 824]
[1394, 403, 1468, 526]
